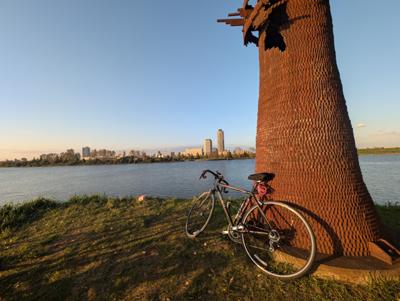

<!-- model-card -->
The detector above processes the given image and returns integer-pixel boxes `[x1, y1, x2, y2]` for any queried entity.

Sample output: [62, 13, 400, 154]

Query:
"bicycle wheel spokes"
[185, 191, 215, 238]
[241, 202, 316, 279]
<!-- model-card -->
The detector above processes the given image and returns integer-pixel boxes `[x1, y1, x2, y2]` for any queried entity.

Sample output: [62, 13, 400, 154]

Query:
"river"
[0, 155, 399, 206]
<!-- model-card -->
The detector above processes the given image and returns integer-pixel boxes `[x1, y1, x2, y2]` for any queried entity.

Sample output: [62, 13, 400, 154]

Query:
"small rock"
[138, 195, 146, 202]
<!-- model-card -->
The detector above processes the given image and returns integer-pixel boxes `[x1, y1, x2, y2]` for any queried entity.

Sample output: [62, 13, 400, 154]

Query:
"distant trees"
[0, 148, 258, 168]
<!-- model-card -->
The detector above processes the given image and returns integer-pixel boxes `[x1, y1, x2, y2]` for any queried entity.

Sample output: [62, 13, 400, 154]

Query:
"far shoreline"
[357, 147, 400, 155]
[1, 152, 400, 168]
[0, 156, 256, 169]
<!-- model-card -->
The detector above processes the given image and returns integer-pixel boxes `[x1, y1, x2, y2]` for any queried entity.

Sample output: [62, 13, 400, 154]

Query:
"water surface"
[0, 156, 399, 206]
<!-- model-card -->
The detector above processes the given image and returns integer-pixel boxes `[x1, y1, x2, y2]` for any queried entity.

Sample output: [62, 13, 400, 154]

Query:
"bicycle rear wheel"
[241, 201, 316, 280]
[185, 191, 215, 238]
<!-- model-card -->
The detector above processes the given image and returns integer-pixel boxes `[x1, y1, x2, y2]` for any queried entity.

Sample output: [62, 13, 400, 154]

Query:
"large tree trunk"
[255, 0, 381, 256]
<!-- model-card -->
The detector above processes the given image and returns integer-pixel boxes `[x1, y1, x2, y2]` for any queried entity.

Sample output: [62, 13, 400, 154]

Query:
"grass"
[0, 198, 58, 232]
[376, 202, 400, 232]
[358, 147, 400, 155]
[0, 196, 399, 300]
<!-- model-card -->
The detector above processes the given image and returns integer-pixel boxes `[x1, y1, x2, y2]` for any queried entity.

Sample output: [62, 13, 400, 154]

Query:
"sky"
[0, 0, 399, 160]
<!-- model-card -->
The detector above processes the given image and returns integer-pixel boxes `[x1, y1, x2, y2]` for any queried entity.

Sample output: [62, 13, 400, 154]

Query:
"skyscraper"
[82, 147, 91, 158]
[203, 139, 212, 156]
[217, 129, 225, 155]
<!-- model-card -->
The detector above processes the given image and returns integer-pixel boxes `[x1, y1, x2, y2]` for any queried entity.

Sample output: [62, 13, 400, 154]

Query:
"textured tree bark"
[255, 0, 381, 256]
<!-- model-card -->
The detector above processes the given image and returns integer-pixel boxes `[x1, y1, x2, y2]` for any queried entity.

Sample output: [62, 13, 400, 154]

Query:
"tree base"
[368, 239, 400, 265]
[311, 252, 400, 284]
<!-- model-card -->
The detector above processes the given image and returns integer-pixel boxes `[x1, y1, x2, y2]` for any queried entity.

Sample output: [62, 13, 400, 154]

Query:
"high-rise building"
[82, 147, 91, 158]
[203, 139, 212, 156]
[217, 129, 225, 155]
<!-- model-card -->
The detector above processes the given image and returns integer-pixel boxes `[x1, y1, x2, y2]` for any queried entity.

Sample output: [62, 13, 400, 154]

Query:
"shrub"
[0, 198, 59, 232]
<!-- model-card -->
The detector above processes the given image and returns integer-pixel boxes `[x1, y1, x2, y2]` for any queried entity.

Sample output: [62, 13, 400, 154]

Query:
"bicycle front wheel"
[185, 191, 215, 239]
[241, 201, 316, 280]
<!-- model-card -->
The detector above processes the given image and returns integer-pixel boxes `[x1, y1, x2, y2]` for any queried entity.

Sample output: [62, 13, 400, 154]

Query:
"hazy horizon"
[2, 140, 400, 161]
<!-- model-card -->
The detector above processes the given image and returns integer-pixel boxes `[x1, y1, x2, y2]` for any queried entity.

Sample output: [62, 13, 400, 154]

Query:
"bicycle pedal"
[222, 230, 229, 235]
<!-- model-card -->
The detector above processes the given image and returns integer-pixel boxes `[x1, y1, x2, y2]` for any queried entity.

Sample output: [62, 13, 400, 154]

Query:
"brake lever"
[199, 170, 208, 180]
[221, 179, 229, 193]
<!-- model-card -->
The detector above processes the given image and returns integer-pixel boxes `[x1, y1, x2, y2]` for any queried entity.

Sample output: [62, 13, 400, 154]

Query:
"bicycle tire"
[241, 201, 316, 280]
[185, 190, 215, 239]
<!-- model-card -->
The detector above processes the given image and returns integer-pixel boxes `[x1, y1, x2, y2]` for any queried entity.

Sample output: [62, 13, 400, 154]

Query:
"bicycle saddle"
[248, 172, 275, 182]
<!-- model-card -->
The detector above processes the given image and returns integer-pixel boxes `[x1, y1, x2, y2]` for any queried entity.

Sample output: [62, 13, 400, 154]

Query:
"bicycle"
[185, 170, 316, 280]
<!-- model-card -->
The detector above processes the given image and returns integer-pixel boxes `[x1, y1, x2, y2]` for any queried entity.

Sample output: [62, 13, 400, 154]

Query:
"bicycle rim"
[185, 191, 215, 238]
[241, 201, 316, 279]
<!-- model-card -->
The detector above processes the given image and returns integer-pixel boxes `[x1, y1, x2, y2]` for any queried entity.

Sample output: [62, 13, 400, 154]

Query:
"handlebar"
[199, 170, 229, 193]
[199, 169, 218, 180]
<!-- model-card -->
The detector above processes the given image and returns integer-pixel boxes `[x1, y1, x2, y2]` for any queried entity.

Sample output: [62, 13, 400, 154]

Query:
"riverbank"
[0, 196, 399, 300]
[1, 150, 399, 168]
[0, 156, 255, 168]
[358, 147, 400, 155]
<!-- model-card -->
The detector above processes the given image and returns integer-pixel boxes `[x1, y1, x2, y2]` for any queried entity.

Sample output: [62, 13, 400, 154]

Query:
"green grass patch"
[358, 147, 400, 155]
[376, 202, 400, 232]
[0, 198, 59, 232]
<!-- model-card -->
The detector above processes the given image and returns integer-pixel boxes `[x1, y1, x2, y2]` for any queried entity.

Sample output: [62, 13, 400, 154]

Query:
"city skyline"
[2, 128, 234, 160]
[1, 137, 399, 161]
[0, 144, 253, 161]
[2, 138, 254, 162]
[0, 1, 399, 160]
